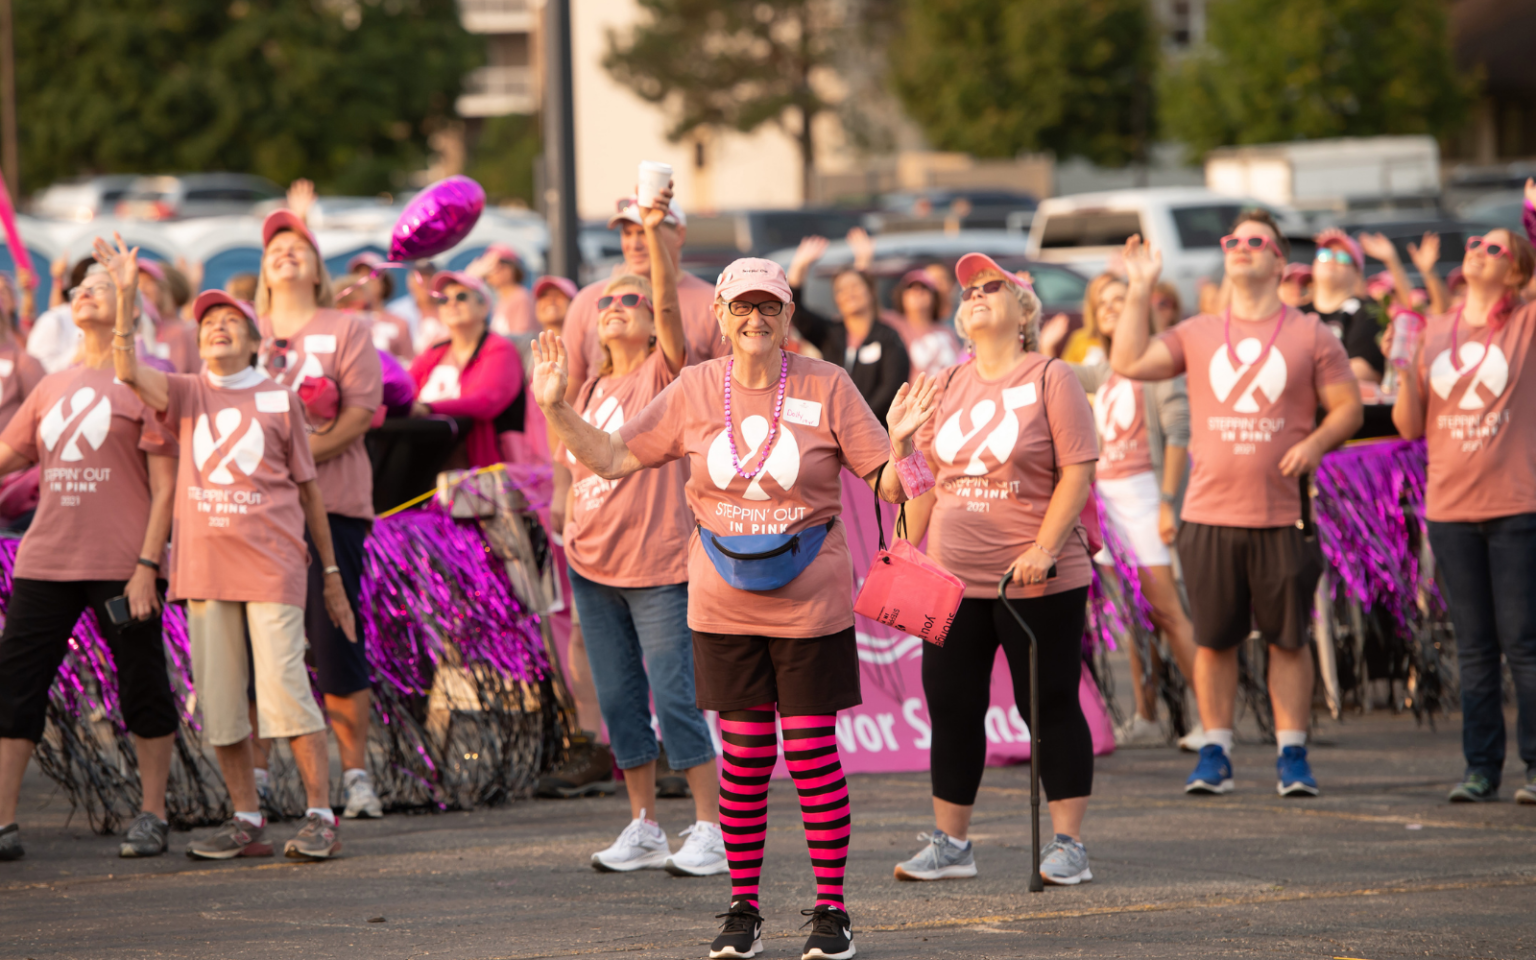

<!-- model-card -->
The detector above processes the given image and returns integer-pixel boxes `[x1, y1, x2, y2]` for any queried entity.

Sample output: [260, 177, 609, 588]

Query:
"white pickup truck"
[1024, 187, 1299, 314]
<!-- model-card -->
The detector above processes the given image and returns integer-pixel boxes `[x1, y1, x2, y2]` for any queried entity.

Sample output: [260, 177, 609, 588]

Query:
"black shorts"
[692, 628, 861, 716]
[306, 514, 372, 696]
[1177, 521, 1322, 652]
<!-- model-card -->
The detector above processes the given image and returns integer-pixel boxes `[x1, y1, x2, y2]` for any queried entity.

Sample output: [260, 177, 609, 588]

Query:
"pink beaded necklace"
[723, 352, 789, 479]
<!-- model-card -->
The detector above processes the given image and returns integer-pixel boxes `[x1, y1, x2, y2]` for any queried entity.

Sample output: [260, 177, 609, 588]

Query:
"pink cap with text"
[714, 258, 792, 303]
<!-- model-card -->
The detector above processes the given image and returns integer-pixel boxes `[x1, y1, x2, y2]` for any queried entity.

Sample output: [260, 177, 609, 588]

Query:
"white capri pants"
[1096, 470, 1172, 568]
[188, 599, 326, 747]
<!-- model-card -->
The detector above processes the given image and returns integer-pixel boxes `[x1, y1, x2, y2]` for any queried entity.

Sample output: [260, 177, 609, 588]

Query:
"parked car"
[31, 176, 141, 222]
[116, 173, 285, 221]
[878, 189, 1037, 232]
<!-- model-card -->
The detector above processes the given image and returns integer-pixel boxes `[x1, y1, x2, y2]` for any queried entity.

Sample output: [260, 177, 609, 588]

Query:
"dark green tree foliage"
[1160, 0, 1474, 158]
[466, 114, 541, 206]
[890, 0, 1157, 166]
[604, 0, 837, 199]
[15, 0, 478, 194]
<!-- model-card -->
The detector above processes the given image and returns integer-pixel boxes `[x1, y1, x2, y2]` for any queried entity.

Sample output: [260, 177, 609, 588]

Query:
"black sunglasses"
[432, 290, 476, 304]
[961, 279, 1008, 301]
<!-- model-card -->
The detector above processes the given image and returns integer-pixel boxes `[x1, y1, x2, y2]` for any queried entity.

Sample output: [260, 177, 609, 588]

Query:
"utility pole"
[542, 0, 579, 282]
[0, 0, 18, 200]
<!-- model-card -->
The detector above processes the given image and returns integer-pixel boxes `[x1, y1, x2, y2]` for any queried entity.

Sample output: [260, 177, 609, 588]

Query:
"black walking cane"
[998, 568, 1051, 894]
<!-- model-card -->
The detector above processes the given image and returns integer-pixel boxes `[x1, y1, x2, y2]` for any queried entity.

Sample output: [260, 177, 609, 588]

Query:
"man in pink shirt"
[1111, 211, 1362, 798]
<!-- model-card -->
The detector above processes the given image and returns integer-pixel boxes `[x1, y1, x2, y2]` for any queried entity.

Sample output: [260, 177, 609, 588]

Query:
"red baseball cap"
[714, 258, 792, 303]
[430, 270, 492, 302]
[261, 209, 320, 254]
[533, 275, 578, 300]
[955, 253, 1028, 290]
[192, 290, 258, 325]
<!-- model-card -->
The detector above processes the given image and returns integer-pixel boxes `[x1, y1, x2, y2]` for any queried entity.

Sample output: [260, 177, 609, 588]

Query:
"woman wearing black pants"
[897, 253, 1099, 886]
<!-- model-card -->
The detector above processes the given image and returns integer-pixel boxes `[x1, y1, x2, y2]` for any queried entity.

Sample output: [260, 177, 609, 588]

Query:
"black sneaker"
[536, 732, 619, 798]
[800, 904, 855, 960]
[657, 743, 691, 799]
[709, 901, 764, 959]
[0, 822, 22, 861]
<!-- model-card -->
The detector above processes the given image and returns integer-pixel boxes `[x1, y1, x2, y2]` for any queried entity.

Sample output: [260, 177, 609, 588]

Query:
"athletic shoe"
[1039, 833, 1093, 885]
[342, 769, 384, 820]
[656, 743, 691, 799]
[187, 817, 274, 860]
[665, 820, 728, 876]
[1115, 715, 1165, 748]
[1177, 722, 1207, 753]
[1515, 773, 1536, 805]
[1185, 744, 1234, 794]
[800, 904, 855, 960]
[591, 814, 669, 872]
[1276, 746, 1319, 797]
[283, 813, 342, 860]
[893, 830, 977, 881]
[119, 811, 169, 858]
[710, 901, 764, 959]
[0, 822, 22, 861]
[536, 732, 619, 798]
[1448, 773, 1498, 803]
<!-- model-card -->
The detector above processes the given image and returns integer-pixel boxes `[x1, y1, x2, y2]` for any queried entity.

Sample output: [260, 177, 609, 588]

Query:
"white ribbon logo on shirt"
[707, 417, 800, 500]
[934, 383, 1037, 476]
[39, 388, 112, 462]
[569, 396, 626, 465]
[1210, 337, 1288, 412]
[1429, 342, 1509, 410]
[1093, 379, 1136, 442]
[193, 408, 265, 484]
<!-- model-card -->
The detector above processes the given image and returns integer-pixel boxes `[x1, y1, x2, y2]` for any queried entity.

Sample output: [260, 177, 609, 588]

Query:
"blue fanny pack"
[696, 519, 835, 592]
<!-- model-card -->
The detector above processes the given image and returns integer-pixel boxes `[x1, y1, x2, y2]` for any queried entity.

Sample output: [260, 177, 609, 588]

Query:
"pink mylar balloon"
[389, 175, 486, 262]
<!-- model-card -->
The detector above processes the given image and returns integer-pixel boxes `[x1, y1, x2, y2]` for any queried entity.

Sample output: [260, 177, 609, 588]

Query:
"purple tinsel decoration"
[1084, 490, 1157, 657]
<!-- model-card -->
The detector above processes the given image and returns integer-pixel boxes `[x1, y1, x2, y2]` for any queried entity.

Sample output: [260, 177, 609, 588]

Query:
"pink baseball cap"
[533, 275, 578, 300]
[955, 253, 1028, 290]
[1313, 228, 1365, 270]
[608, 195, 686, 229]
[262, 209, 320, 253]
[430, 270, 492, 302]
[898, 268, 939, 292]
[138, 259, 166, 283]
[714, 258, 792, 303]
[485, 243, 522, 265]
[192, 290, 258, 325]
[1282, 262, 1313, 283]
[347, 250, 386, 273]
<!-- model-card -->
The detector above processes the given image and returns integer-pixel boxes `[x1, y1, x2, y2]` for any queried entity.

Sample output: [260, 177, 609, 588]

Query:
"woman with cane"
[895, 253, 1099, 886]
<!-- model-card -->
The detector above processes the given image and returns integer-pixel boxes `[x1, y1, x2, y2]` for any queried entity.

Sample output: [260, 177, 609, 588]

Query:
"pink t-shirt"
[907, 326, 964, 379]
[620, 353, 891, 637]
[258, 309, 383, 520]
[1157, 308, 1354, 528]
[1, 366, 175, 581]
[154, 320, 202, 374]
[565, 270, 727, 388]
[0, 342, 46, 436]
[160, 373, 318, 606]
[1414, 303, 1536, 523]
[916, 356, 1099, 599]
[1094, 372, 1153, 480]
[491, 285, 535, 337]
[564, 349, 691, 587]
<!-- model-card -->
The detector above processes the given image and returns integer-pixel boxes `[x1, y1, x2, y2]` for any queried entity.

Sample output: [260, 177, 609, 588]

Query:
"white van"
[1025, 187, 1299, 314]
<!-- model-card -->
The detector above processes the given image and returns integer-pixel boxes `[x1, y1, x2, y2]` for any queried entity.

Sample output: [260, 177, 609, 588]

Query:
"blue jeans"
[1427, 512, 1536, 786]
[566, 570, 715, 772]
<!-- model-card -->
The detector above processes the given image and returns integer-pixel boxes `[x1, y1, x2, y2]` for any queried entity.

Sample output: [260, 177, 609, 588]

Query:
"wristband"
[136, 557, 160, 572]
[1159, 491, 1177, 504]
[893, 448, 935, 499]
[323, 565, 341, 576]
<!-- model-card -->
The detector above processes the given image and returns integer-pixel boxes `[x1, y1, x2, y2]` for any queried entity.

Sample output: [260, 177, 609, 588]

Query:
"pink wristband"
[894, 449, 935, 499]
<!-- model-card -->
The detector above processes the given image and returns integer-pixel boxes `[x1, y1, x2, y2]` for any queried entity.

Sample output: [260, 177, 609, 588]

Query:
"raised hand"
[886, 371, 941, 449]
[465, 247, 500, 280]
[847, 226, 875, 272]
[91, 232, 140, 294]
[1407, 232, 1440, 275]
[287, 178, 317, 224]
[529, 329, 570, 410]
[787, 235, 829, 288]
[1357, 232, 1400, 264]
[1121, 234, 1163, 286]
[1039, 312, 1070, 356]
[642, 181, 675, 230]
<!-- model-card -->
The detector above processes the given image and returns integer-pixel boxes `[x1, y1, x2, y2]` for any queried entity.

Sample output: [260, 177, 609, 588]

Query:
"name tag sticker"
[0, 359, 13, 378]
[1003, 383, 1038, 408]
[857, 342, 883, 364]
[304, 334, 338, 354]
[783, 397, 822, 428]
[255, 390, 290, 413]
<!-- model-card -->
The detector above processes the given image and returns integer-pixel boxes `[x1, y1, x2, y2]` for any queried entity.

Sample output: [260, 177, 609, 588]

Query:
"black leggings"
[0, 578, 178, 743]
[923, 588, 1092, 806]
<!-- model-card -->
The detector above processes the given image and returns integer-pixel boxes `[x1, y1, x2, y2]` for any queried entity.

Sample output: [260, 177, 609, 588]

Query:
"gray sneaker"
[1039, 833, 1092, 885]
[1448, 773, 1498, 802]
[284, 813, 341, 860]
[894, 830, 977, 881]
[187, 817, 274, 860]
[1514, 773, 1536, 805]
[119, 811, 169, 858]
[0, 822, 22, 861]
[342, 770, 383, 820]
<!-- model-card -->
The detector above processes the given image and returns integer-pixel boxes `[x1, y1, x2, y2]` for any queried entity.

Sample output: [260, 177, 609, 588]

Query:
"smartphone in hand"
[104, 595, 133, 627]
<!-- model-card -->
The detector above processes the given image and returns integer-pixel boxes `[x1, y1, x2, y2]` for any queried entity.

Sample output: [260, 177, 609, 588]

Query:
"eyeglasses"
[1466, 236, 1509, 259]
[598, 292, 653, 311]
[726, 299, 784, 316]
[1315, 248, 1355, 267]
[1220, 234, 1283, 257]
[961, 279, 1009, 301]
[432, 290, 477, 304]
[69, 281, 115, 302]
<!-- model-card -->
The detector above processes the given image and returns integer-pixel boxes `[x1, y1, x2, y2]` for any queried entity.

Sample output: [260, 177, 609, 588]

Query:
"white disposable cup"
[637, 160, 674, 210]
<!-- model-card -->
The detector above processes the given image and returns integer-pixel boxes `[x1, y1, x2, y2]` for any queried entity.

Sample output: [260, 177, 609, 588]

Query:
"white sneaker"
[665, 820, 728, 876]
[1177, 722, 1207, 753]
[591, 811, 670, 872]
[1114, 715, 1165, 748]
[342, 770, 383, 819]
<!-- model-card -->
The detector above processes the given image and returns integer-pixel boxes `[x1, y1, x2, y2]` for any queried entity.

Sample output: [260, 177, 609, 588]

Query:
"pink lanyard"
[1223, 304, 1288, 368]
[1446, 306, 1498, 378]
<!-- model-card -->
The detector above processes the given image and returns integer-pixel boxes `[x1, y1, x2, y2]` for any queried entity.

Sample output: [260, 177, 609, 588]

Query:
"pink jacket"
[410, 332, 525, 469]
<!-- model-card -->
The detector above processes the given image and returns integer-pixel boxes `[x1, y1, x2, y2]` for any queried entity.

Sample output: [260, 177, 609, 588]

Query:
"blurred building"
[457, 0, 538, 118]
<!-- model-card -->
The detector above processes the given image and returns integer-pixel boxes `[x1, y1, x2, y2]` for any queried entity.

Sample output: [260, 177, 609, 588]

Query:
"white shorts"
[1097, 471, 1171, 568]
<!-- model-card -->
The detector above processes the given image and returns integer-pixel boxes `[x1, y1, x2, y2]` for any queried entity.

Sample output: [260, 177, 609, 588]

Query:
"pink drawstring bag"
[854, 499, 965, 647]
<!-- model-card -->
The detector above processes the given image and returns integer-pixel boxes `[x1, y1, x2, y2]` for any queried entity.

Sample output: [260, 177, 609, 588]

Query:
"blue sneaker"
[1184, 744, 1234, 794]
[1276, 745, 1319, 796]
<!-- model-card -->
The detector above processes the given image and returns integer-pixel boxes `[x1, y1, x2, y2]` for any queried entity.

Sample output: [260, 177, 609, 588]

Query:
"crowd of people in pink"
[0, 170, 1534, 960]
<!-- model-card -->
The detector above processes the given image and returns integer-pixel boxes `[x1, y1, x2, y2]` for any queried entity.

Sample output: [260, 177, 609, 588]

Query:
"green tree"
[15, 0, 478, 195]
[890, 0, 1157, 166]
[1160, 0, 1474, 159]
[604, 0, 842, 201]
[466, 114, 541, 207]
